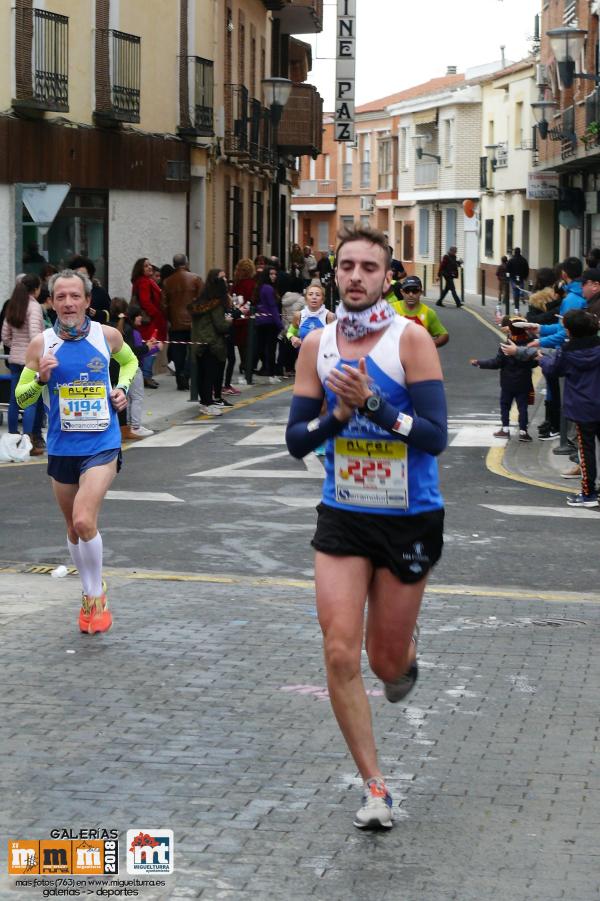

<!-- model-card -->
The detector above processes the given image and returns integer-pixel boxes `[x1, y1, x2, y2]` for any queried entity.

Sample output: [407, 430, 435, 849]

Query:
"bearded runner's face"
[51, 277, 91, 328]
[335, 239, 392, 311]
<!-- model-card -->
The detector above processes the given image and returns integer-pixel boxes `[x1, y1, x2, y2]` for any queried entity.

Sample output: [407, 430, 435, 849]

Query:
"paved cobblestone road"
[1, 304, 599, 900]
[1, 570, 599, 900]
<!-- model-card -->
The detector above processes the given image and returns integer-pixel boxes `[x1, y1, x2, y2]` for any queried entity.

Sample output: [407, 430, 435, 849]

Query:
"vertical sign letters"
[335, 0, 356, 142]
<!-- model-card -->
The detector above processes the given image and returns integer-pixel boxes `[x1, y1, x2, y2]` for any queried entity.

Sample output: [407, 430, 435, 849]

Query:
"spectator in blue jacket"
[528, 257, 587, 350]
[540, 309, 600, 507]
[526, 257, 588, 441]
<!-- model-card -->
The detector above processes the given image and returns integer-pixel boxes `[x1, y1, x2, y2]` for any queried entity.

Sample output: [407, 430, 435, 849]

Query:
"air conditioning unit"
[360, 195, 375, 212]
[536, 64, 548, 87]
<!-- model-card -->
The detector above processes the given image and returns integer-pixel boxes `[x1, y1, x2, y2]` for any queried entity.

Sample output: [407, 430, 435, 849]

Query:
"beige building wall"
[479, 63, 554, 278]
[118, 0, 179, 134]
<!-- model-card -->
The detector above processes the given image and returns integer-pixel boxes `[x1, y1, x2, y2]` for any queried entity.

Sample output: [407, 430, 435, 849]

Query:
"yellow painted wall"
[119, 0, 179, 134]
[49, 1, 95, 125]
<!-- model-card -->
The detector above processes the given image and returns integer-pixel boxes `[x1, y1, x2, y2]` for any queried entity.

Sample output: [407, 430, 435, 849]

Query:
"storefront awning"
[413, 108, 437, 126]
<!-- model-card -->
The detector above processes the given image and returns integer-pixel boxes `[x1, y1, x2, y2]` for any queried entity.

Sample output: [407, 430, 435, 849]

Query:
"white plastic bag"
[0, 433, 32, 462]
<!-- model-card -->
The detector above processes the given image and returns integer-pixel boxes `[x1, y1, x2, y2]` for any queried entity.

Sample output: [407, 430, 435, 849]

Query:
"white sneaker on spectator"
[269, 376, 281, 384]
[198, 403, 223, 416]
[129, 426, 154, 438]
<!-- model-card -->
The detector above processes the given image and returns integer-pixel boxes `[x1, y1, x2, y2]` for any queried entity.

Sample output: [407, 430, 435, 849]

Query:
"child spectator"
[122, 303, 161, 439]
[539, 309, 600, 507]
[470, 316, 538, 442]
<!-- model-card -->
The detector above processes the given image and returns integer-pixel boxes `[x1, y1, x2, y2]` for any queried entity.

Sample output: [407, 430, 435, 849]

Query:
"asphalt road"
[0, 301, 596, 594]
[1, 302, 599, 901]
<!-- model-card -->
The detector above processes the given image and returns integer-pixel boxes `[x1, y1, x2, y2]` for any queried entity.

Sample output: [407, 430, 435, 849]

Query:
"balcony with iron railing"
[277, 82, 323, 157]
[295, 179, 337, 197]
[95, 29, 141, 124]
[495, 142, 508, 168]
[224, 84, 249, 156]
[262, 0, 323, 34]
[561, 106, 576, 159]
[248, 99, 277, 168]
[13, 7, 69, 113]
[178, 56, 214, 137]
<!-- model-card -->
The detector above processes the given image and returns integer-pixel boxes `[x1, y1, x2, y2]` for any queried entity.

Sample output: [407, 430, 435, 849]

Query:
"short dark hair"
[582, 268, 600, 284]
[173, 253, 188, 268]
[563, 308, 599, 337]
[336, 225, 392, 270]
[561, 256, 583, 281]
[68, 255, 96, 278]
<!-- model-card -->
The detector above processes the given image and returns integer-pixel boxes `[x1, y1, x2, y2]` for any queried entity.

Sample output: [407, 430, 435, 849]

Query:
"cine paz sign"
[335, 0, 356, 142]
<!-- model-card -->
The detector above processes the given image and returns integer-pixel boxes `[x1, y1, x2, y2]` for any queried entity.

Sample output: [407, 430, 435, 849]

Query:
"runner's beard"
[339, 277, 388, 312]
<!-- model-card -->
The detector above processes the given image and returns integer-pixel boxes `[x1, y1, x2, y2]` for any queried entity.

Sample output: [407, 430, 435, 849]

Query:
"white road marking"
[129, 425, 218, 448]
[482, 503, 600, 519]
[190, 450, 324, 479]
[236, 425, 286, 445]
[106, 491, 184, 503]
[450, 426, 509, 447]
[273, 496, 321, 508]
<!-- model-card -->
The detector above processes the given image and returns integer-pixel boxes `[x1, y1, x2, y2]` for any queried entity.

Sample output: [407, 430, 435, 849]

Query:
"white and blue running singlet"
[298, 305, 329, 342]
[41, 322, 121, 456]
[316, 318, 443, 516]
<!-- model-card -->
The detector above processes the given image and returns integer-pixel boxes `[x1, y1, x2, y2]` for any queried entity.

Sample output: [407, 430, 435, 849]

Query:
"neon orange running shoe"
[79, 582, 112, 634]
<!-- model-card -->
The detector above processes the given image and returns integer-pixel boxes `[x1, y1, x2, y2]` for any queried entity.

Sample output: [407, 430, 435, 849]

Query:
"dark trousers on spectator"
[224, 335, 236, 388]
[196, 350, 218, 406]
[545, 376, 561, 431]
[439, 275, 461, 306]
[255, 324, 279, 376]
[169, 329, 190, 388]
[500, 388, 529, 431]
[575, 421, 600, 496]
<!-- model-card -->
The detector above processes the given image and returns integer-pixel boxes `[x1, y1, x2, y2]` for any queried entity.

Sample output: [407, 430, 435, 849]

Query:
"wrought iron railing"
[191, 56, 213, 133]
[34, 9, 68, 109]
[108, 30, 141, 121]
[224, 84, 249, 155]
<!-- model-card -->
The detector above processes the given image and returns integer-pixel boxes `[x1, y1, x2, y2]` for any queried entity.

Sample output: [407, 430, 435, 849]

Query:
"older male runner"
[286, 226, 447, 829]
[16, 269, 138, 634]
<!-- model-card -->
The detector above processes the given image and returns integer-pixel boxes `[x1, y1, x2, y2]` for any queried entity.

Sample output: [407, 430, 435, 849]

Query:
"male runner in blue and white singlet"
[286, 226, 447, 829]
[16, 270, 138, 635]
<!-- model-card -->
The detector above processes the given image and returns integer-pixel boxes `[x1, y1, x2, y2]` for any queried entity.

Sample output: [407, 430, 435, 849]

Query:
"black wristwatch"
[35, 372, 48, 386]
[360, 394, 382, 417]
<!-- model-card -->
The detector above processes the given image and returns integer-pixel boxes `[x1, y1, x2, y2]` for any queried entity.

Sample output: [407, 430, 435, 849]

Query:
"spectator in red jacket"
[131, 257, 167, 387]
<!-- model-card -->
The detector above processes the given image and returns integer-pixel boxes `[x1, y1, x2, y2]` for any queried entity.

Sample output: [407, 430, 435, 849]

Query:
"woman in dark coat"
[131, 257, 167, 387]
[253, 266, 283, 382]
[189, 269, 232, 416]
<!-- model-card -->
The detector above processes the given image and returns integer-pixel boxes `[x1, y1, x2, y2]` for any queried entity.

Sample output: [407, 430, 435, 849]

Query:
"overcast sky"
[301, 0, 542, 111]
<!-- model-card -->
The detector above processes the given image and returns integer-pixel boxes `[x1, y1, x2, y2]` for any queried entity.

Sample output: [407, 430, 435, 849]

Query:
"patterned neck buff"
[336, 299, 395, 341]
[53, 316, 92, 342]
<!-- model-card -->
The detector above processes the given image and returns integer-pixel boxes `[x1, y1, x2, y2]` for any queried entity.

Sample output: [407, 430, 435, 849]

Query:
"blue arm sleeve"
[539, 323, 566, 348]
[286, 395, 347, 459]
[367, 379, 448, 456]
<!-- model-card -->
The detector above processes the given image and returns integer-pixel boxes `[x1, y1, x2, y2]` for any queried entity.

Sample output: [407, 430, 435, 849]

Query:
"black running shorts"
[311, 503, 444, 584]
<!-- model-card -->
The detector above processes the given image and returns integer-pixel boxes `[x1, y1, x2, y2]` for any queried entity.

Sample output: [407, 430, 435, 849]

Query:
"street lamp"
[261, 76, 293, 125]
[546, 26, 591, 89]
[530, 100, 557, 140]
[484, 143, 499, 170]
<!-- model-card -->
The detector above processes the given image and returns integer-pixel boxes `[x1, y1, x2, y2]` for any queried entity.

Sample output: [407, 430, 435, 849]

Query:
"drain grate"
[531, 618, 588, 628]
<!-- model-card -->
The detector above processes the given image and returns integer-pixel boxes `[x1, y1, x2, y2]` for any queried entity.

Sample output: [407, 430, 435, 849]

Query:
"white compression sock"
[67, 537, 88, 594]
[77, 532, 104, 598]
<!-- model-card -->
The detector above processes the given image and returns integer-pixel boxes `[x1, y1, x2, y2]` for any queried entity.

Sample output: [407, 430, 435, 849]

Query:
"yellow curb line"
[2, 562, 599, 605]
[486, 445, 572, 494]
